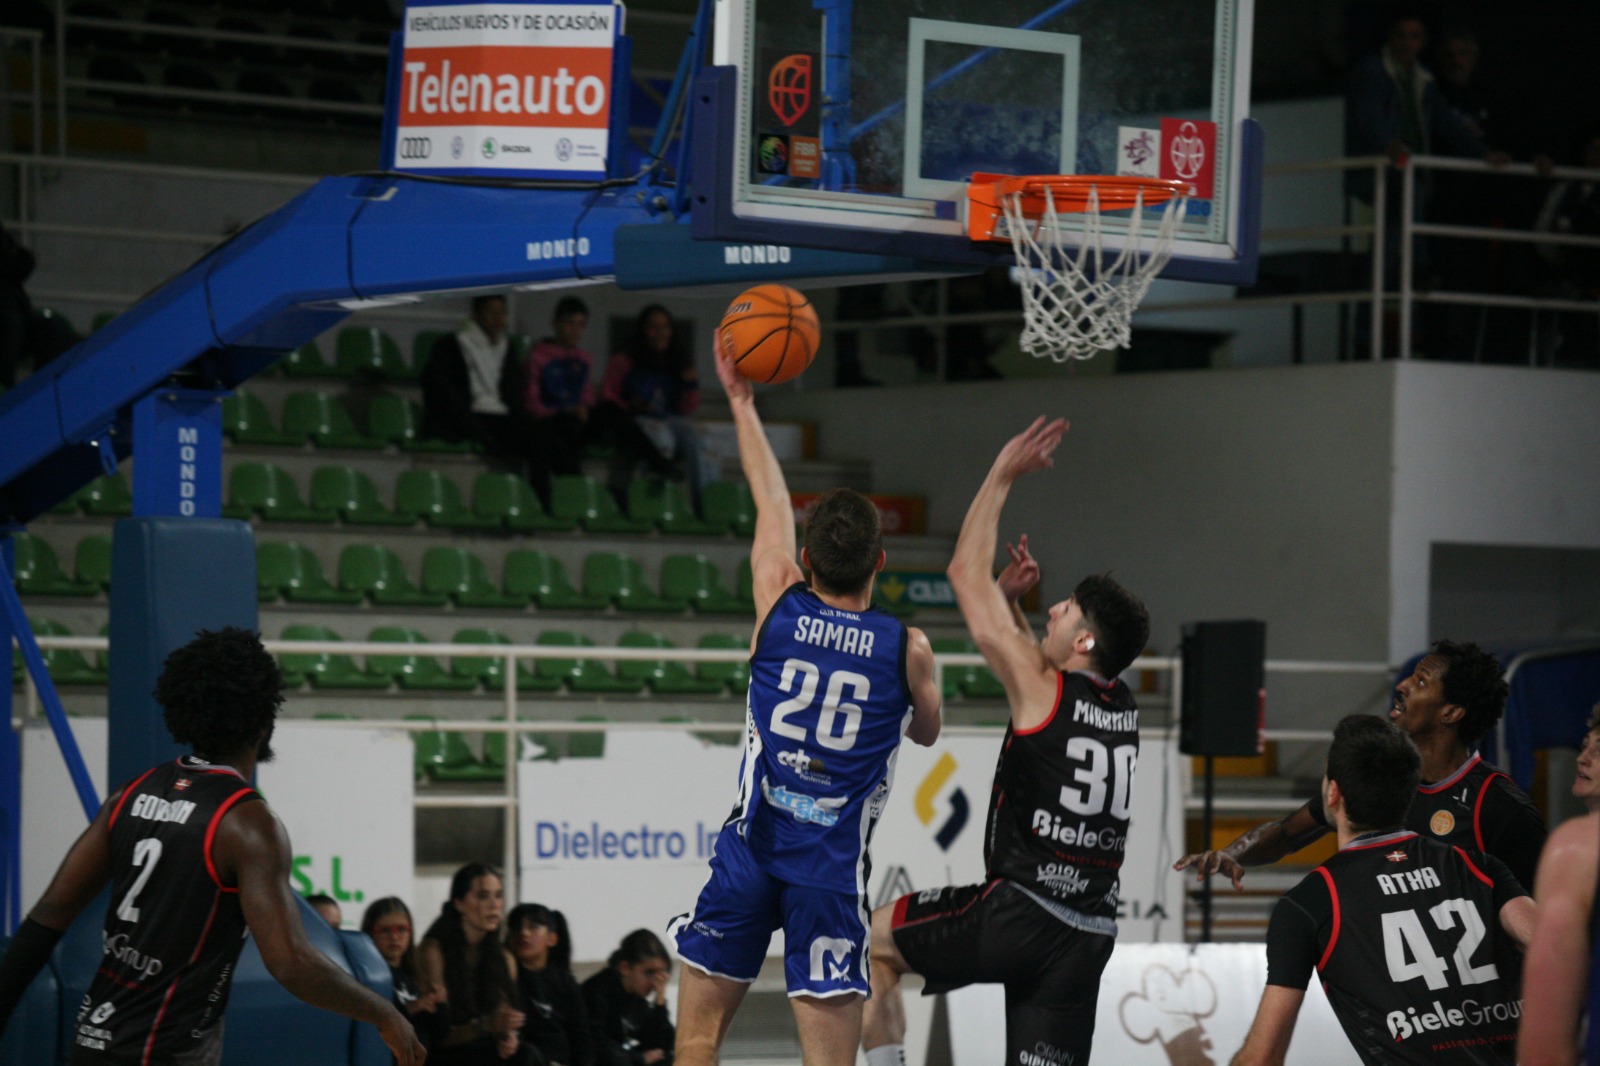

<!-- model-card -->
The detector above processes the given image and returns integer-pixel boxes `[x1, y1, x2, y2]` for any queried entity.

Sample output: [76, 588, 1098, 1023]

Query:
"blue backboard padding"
[107, 518, 258, 786]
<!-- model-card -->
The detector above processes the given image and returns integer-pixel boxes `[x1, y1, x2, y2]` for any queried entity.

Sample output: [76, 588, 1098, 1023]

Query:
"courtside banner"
[386, 0, 619, 178]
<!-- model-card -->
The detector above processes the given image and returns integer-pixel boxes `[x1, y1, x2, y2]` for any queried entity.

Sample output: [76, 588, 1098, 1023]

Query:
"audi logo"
[398, 137, 432, 160]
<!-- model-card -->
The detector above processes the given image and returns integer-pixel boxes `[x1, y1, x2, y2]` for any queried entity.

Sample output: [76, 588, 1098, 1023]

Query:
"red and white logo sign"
[1159, 118, 1216, 200]
[1385, 850, 1408, 863]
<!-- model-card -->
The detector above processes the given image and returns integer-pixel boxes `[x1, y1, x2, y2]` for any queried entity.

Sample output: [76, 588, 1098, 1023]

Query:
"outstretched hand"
[712, 337, 754, 404]
[992, 417, 1069, 484]
[997, 534, 1040, 601]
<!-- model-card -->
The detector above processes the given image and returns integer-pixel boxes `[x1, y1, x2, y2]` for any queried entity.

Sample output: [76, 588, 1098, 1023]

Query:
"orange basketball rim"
[965, 172, 1194, 242]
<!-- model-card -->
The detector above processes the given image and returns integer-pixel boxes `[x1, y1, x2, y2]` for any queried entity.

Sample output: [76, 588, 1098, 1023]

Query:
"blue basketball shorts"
[669, 825, 871, 998]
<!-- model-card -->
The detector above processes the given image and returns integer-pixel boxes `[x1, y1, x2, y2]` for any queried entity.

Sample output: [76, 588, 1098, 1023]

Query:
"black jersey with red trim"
[1266, 831, 1527, 1065]
[983, 670, 1139, 934]
[72, 757, 262, 1065]
[1307, 753, 1545, 891]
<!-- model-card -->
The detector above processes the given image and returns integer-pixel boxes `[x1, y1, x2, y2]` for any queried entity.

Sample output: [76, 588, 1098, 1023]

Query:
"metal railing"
[0, 28, 45, 157]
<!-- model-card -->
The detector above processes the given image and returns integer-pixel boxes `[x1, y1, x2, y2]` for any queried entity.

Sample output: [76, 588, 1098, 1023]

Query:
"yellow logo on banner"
[914, 753, 969, 852]
[879, 574, 907, 604]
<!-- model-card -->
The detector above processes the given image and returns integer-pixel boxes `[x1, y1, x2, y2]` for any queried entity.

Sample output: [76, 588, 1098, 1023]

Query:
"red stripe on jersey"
[189, 893, 221, 963]
[1472, 773, 1505, 851]
[1015, 673, 1064, 736]
[108, 768, 159, 830]
[892, 880, 1002, 929]
[142, 979, 180, 1066]
[1343, 831, 1419, 852]
[203, 789, 256, 892]
[1315, 867, 1341, 971]
[892, 894, 911, 929]
[1417, 753, 1481, 794]
[1453, 846, 1495, 887]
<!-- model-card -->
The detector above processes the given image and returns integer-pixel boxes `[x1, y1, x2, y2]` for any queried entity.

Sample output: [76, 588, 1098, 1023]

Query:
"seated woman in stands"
[419, 863, 533, 1065]
[506, 903, 590, 1066]
[582, 929, 675, 1066]
[592, 304, 709, 511]
[363, 896, 445, 1050]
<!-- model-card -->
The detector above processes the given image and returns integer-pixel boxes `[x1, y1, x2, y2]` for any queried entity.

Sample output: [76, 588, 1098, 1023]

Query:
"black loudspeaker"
[1180, 620, 1266, 757]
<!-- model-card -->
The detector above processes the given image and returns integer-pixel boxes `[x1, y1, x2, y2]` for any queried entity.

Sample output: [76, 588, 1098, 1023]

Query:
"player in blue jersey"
[1518, 809, 1598, 1065]
[862, 417, 1151, 1066]
[669, 350, 943, 1066]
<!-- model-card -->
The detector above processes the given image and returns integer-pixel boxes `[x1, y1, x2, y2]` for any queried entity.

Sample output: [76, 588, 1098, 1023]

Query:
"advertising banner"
[387, 1, 619, 178]
[22, 722, 413, 929]
[518, 728, 1184, 962]
[790, 492, 926, 535]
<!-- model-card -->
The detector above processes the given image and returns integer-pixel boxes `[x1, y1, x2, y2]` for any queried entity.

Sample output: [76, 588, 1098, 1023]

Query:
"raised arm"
[714, 345, 804, 627]
[947, 418, 1067, 729]
[1518, 814, 1598, 1066]
[1173, 802, 1333, 890]
[996, 535, 1040, 639]
[1230, 986, 1305, 1066]
[219, 802, 425, 1066]
[903, 627, 943, 747]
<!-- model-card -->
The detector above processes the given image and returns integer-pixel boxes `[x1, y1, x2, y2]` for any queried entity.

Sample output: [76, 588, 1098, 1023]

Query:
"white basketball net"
[1002, 183, 1190, 362]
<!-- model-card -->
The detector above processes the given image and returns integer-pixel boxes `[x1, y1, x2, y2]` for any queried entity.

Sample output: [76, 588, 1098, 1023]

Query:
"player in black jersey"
[0, 628, 424, 1066]
[1518, 809, 1599, 1065]
[1234, 715, 1535, 1066]
[1176, 640, 1546, 893]
[861, 417, 1151, 1066]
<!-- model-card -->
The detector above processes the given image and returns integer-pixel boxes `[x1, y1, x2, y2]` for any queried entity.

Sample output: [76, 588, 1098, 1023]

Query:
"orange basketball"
[717, 284, 820, 385]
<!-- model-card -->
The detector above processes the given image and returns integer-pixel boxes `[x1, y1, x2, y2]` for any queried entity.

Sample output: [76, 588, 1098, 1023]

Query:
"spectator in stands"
[363, 896, 445, 1050]
[582, 930, 674, 1066]
[420, 294, 534, 460]
[0, 223, 32, 390]
[307, 893, 343, 928]
[506, 903, 590, 1066]
[1573, 705, 1600, 814]
[420, 863, 533, 1065]
[1535, 127, 1600, 367]
[592, 304, 708, 510]
[523, 296, 596, 507]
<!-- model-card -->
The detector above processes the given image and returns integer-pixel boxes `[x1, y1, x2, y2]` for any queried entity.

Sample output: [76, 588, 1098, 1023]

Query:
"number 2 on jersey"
[771, 658, 869, 752]
[1382, 898, 1499, 990]
[116, 838, 164, 923]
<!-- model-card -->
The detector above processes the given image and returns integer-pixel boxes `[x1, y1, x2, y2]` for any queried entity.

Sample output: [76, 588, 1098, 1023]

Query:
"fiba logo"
[913, 752, 969, 851]
[767, 54, 812, 127]
[482, 136, 497, 160]
[450, 135, 463, 160]
[1169, 121, 1207, 181]
[556, 137, 573, 162]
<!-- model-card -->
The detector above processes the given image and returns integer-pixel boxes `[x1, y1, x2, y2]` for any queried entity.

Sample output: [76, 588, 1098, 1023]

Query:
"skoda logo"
[450, 135, 464, 160]
[398, 136, 431, 160]
[555, 137, 573, 162]
[482, 136, 497, 159]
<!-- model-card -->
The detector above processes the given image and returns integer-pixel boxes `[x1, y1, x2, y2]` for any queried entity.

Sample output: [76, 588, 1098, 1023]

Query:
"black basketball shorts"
[890, 879, 1114, 1066]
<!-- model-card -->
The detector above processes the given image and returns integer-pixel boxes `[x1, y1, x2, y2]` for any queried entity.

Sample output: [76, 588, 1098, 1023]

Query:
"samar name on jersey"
[1376, 866, 1442, 895]
[1072, 699, 1137, 732]
[793, 615, 875, 658]
[128, 794, 197, 825]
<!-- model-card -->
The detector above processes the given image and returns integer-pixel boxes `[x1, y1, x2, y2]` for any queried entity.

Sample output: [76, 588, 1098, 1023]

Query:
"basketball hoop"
[966, 173, 1193, 362]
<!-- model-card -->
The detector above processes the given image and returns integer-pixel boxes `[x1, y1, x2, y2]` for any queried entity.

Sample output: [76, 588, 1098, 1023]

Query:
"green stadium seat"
[502, 550, 606, 611]
[281, 341, 336, 379]
[394, 470, 493, 530]
[10, 534, 96, 596]
[278, 624, 389, 689]
[617, 632, 723, 694]
[696, 633, 751, 694]
[472, 472, 575, 532]
[308, 465, 411, 526]
[226, 462, 336, 523]
[336, 326, 412, 381]
[627, 479, 718, 534]
[583, 552, 684, 612]
[257, 541, 362, 604]
[702, 481, 756, 536]
[337, 544, 447, 607]
[48, 486, 82, 515]
[80, 473, 132, 517]
[281, 392, 382, 449]
[964, 667, 1007, 699]
[422, 547, 526, 609]
[550, 475, 651, 534]
[365, 627, 476, 691]
[28, 618, 107, 684]
[74, 535, 113, 592]
[367, 396, 473, 454]
[568, 714, 609, 757]
[534, 631, 643, 693]
[451, 629, 558, 692]
[661, 555, 748, 615]
[523, 713, 610, 760]
[222, 391, 300, 446]
[405, 716, 500, 781]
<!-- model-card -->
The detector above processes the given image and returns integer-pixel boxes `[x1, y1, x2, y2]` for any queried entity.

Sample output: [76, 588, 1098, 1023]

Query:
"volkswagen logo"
[398, 136, 432, 160]
[555, 137, 573, 162]
[450, 135, 464, 160]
